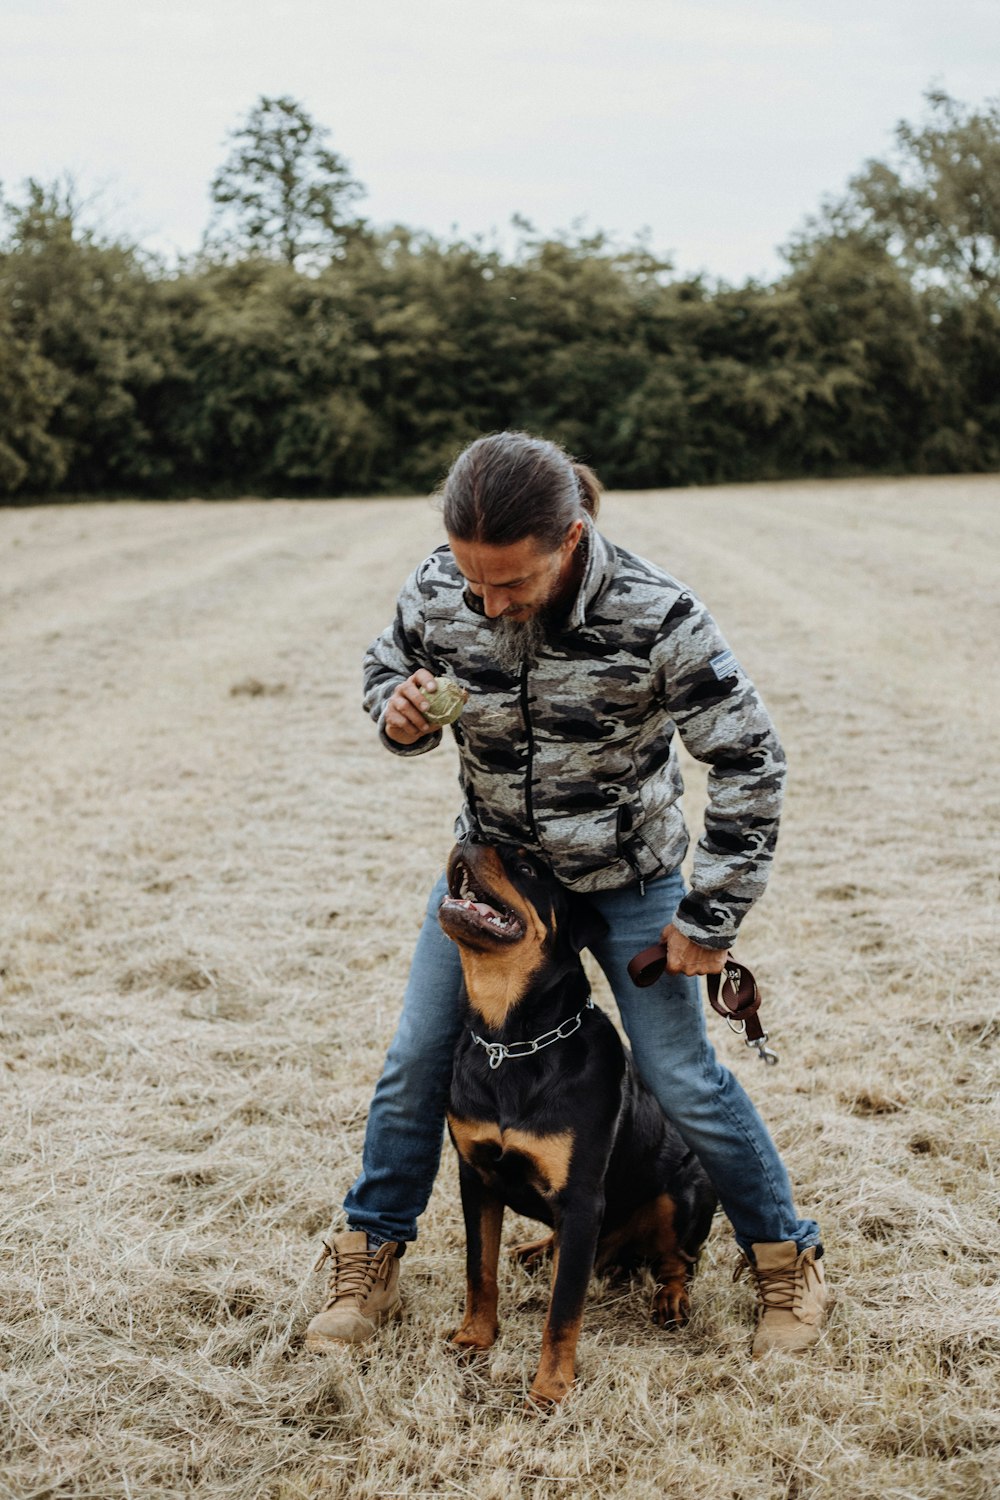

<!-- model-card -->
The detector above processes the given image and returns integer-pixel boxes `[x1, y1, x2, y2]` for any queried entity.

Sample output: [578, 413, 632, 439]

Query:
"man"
[306, 431, 830, 1359]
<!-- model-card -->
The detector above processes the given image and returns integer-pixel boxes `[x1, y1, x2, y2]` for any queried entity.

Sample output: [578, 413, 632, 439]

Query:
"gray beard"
[488, 612, 550, 674]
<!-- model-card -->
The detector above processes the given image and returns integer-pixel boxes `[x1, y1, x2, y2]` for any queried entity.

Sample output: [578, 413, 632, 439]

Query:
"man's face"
[448, 524, 583, 622]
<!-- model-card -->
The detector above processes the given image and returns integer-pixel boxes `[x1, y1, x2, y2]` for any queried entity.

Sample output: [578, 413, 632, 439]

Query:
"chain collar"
[470, 995, 595, 1070]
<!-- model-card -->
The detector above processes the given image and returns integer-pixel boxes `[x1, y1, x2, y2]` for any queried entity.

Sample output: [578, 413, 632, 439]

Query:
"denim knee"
[379, 1009, 456, 1100]
[655, 1064, 723, 1130]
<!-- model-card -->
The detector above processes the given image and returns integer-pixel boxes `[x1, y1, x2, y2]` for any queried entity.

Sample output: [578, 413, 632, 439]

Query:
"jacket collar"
[569, 517, 616, 628]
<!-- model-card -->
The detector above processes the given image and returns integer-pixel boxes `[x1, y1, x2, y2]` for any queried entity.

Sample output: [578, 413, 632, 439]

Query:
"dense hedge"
[3, 125, 998, 499]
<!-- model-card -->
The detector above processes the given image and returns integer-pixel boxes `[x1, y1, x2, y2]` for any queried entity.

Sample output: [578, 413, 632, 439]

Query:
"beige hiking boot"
[305, 1231, 401, 1350]
[736, 1240, 831, 1358]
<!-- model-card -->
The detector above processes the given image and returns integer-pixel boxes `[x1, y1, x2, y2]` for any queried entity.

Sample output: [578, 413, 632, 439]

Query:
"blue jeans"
[343, 868, 820, 1256]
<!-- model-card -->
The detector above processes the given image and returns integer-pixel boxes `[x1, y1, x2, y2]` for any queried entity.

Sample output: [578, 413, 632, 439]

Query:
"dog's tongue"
[471, 901, 499, 917]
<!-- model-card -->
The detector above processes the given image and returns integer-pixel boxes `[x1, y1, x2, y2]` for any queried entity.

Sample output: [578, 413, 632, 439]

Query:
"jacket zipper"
[519, 663, 540, 845]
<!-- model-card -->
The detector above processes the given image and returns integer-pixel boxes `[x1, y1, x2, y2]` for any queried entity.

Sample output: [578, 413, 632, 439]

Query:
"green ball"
[422, 677, 467, 726]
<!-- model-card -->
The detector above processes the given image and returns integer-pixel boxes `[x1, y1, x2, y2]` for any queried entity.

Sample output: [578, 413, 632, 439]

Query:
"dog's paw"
[509, 1233, 555, 1269]
[523, 1376, 571, 1416]
[650, 1282, 690, 1328]
[447, 1320, 498, 1356]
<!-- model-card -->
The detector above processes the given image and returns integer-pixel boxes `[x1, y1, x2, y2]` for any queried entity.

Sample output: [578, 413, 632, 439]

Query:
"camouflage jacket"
[362, 521, 786, 949]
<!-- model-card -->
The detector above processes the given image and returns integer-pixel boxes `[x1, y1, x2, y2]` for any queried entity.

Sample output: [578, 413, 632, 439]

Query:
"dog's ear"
[566, 892, 609, 955]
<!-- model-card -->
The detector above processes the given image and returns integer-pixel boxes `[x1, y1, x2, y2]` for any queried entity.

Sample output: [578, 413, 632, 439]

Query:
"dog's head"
[439, 838, 607, 982]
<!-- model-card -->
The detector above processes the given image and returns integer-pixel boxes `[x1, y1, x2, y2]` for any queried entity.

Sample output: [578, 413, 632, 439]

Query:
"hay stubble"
[1, 480, 997, 1499]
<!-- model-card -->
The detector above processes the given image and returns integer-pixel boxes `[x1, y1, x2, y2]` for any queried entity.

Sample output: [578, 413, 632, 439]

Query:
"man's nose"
[481, 588, 510, 618]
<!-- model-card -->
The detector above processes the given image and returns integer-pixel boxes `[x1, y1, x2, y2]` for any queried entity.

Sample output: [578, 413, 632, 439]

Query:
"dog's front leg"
[527, 1198, 603, 1410]
[450, 1159, 504, 1352]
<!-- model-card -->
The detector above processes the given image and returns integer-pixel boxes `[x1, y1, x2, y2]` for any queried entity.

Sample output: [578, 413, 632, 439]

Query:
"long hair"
[440, 432, 601, 549]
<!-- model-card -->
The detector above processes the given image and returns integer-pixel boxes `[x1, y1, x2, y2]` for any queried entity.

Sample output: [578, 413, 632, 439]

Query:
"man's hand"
[383, 669, 441, 746]
[659, 923, 728, 976]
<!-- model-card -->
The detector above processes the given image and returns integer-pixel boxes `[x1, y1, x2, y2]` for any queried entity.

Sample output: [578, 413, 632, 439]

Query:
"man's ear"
[563, 517, 585, 554]
[567, 893, 609, 955]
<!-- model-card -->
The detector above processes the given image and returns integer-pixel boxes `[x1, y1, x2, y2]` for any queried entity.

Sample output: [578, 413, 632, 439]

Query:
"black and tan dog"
[438, 835, 716, 1409]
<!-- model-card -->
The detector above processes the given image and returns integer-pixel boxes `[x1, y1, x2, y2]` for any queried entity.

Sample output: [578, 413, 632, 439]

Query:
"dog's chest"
[447, 1113, 574, 1200]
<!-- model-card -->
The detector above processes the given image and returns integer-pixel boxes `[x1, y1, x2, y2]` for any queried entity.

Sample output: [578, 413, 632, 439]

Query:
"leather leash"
[627, 944, 778, 1065]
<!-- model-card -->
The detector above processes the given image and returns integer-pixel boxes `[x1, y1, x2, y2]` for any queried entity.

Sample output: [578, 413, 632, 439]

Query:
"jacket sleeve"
[362, 561, 443, 757]
[650, 591, 786, 949]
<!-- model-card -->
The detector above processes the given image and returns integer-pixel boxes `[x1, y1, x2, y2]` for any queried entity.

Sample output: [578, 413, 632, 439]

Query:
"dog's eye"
[515, 861, 537, 879]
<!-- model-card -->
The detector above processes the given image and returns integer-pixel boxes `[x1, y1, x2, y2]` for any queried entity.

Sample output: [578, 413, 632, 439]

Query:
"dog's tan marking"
[599, 1194, 677, 1266]
[447, 1115, 502, 1165]
[529, 1306, 585, 1408]
[596, 1192, 692, 1326]
[510, 1230, 556, 1266]
[451, 1194, 504, 1353]
[447, 1119, 573, 1195]
[502, 1129, 574, 1195]
[456, 947, 545, 1030]
[596, 1191, 677, 1266]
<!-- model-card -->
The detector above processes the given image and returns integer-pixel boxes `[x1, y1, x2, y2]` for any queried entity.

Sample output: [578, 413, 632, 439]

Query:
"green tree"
[792, 88, 1000, 299]
[155, 250, 388, 495]
[207, 95, 365, 268]
[0, 303, 66, 495]
[781, 232, 945, 473]
[0, 179, 173, 493]
[783, 88, 1000, 475]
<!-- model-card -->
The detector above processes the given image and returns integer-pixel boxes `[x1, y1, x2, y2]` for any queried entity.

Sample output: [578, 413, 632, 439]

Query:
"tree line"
[1, 89, 997, 500]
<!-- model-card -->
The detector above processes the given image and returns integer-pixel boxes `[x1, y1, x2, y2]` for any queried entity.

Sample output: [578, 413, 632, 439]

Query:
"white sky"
[3, 0, 999, 283]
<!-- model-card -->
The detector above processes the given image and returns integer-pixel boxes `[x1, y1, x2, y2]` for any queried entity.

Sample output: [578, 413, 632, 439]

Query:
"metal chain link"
[471, 995, 595, 1070]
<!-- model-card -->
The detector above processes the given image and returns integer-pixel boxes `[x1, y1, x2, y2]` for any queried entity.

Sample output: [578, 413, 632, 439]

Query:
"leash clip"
[747, 1032, 779, 1065]
[628, 946, 782, 1069]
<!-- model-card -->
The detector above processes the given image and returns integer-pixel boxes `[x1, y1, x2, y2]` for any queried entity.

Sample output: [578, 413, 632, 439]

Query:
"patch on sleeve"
[710, 648, 739, 680]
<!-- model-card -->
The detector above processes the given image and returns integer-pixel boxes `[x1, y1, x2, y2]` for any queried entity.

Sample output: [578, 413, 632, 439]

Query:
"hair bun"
[572, 462, 602, 519]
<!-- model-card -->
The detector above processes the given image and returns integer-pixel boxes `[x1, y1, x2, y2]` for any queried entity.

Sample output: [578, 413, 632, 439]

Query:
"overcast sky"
[3, 0, 999, 283]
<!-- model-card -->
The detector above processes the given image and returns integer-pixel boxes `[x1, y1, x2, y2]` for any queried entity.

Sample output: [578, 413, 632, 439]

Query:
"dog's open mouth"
[439, 859, 525, 943]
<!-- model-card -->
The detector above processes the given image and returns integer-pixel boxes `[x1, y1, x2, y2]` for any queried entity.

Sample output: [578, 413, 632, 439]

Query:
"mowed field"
[2, 477, 998, 1500]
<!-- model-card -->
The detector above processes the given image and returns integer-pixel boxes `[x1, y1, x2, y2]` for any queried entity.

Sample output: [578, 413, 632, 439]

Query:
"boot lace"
[317, 1243, 385, 1309]
[734, 1253, 807, 1314]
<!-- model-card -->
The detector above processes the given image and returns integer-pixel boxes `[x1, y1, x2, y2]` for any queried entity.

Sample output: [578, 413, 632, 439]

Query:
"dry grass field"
[2, 477, 998, 1500]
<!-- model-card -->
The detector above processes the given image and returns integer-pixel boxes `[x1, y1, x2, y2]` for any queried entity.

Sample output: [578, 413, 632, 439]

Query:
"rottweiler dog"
[438, 835, 717, 1409]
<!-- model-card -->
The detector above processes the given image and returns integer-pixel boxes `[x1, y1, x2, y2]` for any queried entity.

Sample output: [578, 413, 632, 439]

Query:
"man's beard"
[488, 610, 550, 673]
